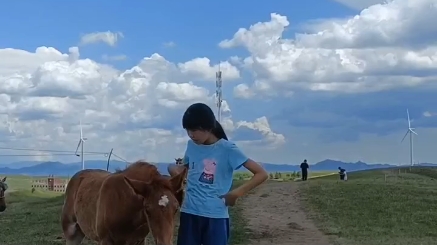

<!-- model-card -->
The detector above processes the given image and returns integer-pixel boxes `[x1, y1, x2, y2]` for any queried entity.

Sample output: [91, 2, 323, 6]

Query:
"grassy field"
[4, 175, 34, 191]
[0, 180, 249, 245]
[300, 167, 437, 245]
[3, 170, 333, 190]
[2, 175, 70, 192]
[0, 190, 66, 245]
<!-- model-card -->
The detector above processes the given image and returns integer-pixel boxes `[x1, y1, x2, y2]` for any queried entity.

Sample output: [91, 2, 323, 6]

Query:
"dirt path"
[240, 181, 332, 245]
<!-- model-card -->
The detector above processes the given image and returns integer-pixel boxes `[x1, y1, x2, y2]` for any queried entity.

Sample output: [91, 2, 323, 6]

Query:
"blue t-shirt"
[180, 139, 248, 219]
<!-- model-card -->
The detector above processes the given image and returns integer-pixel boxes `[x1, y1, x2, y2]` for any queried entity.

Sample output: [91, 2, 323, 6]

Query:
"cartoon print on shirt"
[198, 159, 217, 184]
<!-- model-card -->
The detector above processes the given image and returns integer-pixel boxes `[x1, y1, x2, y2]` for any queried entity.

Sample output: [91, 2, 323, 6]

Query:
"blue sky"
[0, 0, 355, 67]
[0, 0, 437, 165]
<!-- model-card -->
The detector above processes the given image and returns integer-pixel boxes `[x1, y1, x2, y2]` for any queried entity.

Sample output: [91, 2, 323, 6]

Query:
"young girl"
[168, 102, 268, 245]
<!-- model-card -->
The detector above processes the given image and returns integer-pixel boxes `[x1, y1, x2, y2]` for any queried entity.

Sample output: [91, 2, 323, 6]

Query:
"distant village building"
[31, 175, 69, 192]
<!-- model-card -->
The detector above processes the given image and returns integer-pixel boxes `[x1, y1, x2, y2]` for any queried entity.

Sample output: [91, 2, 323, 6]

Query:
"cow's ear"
[124, 177, 151, 196]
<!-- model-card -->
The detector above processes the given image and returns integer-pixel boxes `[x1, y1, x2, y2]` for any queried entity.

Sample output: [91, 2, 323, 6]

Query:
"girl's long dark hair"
[182, 102, 228, 140]
[212, 119, 228, 140]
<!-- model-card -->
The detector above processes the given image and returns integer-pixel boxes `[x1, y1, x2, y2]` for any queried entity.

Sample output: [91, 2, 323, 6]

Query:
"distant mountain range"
[0, 159, 423, 176]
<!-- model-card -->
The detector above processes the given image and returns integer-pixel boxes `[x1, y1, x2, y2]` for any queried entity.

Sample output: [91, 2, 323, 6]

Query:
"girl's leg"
[202, 217, 230, 245]
[177, 212, 202, 245]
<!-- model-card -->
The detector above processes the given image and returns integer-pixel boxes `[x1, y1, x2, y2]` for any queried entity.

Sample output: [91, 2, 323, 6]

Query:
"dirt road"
[240, 181, 332, 245]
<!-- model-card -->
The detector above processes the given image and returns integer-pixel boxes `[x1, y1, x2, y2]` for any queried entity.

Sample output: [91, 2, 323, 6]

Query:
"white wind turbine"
[401, 109, 418, 167]
[74, 121, 87, 170]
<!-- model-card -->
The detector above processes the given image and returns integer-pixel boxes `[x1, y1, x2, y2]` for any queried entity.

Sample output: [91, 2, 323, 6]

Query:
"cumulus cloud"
[236, 117, 286, 147]
[333, 0, 386, 10]
[79, 31, 124, 47]
[3, 0, 437, 164]
[0, 45, 280, 163]
[220, 1, 437, 96]
[233, 84, 255, 99]
[298, 1, 437, 49]
[217, 0, 437, 163]
[178, 58, 240, 81]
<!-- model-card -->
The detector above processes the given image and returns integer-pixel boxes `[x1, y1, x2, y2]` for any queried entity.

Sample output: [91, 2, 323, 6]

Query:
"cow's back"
[62, 169, 110, 241]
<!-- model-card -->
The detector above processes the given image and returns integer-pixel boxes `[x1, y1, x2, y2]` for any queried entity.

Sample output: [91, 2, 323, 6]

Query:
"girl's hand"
[219, 190, 242, 207]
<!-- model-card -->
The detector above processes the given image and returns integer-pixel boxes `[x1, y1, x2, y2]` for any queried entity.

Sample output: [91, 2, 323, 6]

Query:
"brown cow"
[61, 161, 187, 245]
[0, 176, 7, 212]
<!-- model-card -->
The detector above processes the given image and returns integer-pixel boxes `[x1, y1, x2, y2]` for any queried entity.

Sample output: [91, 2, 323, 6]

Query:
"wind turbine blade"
[75, 139, 82, 156]
[410, 129, 418, 135]
[401, 130, 409, 142]
[407, 109, 411, 128]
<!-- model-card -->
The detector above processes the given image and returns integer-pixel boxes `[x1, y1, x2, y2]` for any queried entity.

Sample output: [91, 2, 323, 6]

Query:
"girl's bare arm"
[233, 159, 268, 196]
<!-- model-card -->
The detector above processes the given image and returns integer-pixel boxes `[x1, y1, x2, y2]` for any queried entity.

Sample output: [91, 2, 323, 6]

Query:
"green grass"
[228, 180, 250, 245]
[2, 175, 69, 192]
[4, 175, 33, 191]
[300, 167, 437, 245]
[0, 190, 66, 245]
[1, 181, 249, 245]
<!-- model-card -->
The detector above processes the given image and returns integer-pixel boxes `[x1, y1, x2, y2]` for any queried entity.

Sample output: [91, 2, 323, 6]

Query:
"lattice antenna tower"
[215, 64, 223, 123]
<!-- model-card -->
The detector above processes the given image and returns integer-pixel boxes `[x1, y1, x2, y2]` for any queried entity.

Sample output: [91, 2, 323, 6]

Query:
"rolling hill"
[0, 159, 401, 176]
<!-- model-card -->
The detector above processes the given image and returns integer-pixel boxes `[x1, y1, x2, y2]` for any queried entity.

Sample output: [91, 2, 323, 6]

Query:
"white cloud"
[163, 41, 176, 48]
[220, 0, 437, 96]
[157, 83, 206, 102]
[178, 58, 240, 81]
[236, 117, 286, 147]
[3, 0, 437, 165]
[79, 31, 124, 47]
[234, 83, 255, 99]
[423, 111, 436, 117]
[332, 0, 386, 10]
[0, 46, 280, 163]
[298, 1, 437, 49]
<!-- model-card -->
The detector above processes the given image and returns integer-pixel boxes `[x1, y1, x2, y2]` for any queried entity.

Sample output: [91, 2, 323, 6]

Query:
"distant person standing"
[338, 167, 347, 181]
[300, 159, 309, 181]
